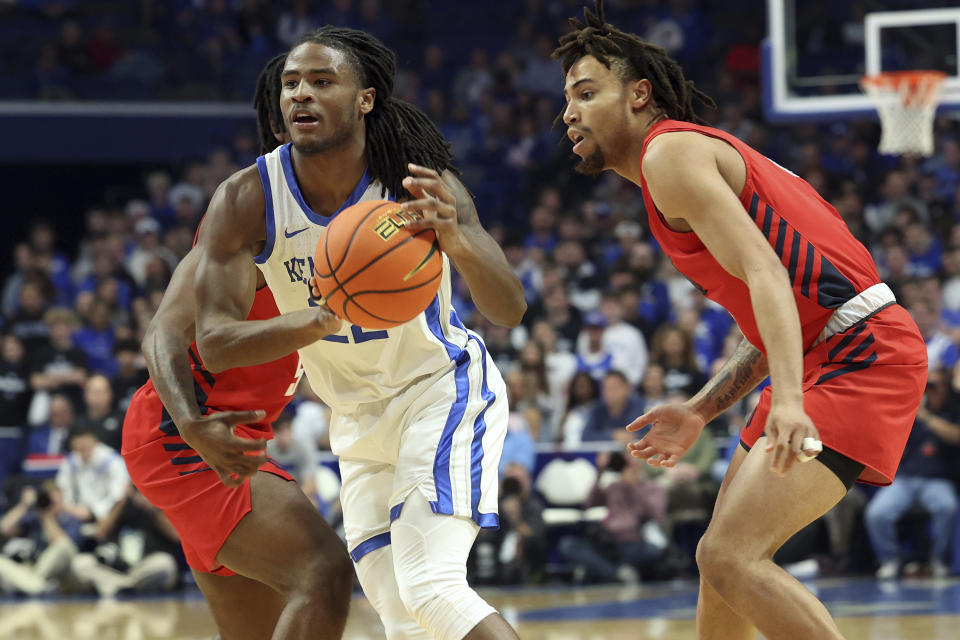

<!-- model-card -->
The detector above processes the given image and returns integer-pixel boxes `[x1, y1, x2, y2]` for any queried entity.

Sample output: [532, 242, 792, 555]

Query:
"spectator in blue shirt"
[580, 370, 646, 444]
[865, 370, 960, 580]
[911, 299, 960, 372]
[72, 299, 117, 378]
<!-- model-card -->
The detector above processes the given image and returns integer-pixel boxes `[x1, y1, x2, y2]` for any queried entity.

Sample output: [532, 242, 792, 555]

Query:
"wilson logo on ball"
[373, 209, 419, 241]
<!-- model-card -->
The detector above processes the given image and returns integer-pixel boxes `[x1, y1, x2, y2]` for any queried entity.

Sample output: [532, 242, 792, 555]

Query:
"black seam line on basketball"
[332, 201, 395, 276]
[403, 240, 440, 282]
[317, 201, 395, 280]
[342, 271, 443, 324]
[322, 227, 437, 302]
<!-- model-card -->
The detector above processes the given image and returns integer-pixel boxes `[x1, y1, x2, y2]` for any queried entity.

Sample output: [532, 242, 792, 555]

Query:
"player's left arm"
[401, 163, 527, 327]
[643, 132, 816, 476]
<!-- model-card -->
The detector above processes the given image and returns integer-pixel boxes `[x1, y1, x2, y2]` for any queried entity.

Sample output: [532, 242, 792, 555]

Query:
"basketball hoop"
[860, 71, 947, 157]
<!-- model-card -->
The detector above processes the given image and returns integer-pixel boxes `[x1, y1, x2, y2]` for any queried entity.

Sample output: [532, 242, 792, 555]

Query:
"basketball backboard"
[763, 0, 960, 121]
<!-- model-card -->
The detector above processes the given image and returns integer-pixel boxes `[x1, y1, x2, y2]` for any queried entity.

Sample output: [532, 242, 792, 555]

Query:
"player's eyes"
[283, 81, 297, 89]
[581, 91, 593, 100]
[314, 79, 330, 87]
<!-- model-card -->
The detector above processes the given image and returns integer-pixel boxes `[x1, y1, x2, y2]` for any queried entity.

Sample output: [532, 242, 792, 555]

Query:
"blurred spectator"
[291, 383, 331, 452]
[22, 393, 75, 479]
[530, 321, 577, 415]
[865, 170, 929, 232]
[276, 0, 315, 47]
[532, 284, 582, 351]
[8, 278, 52, 354]
[904, 220, 942, 279]
[517, 341, 558, 440]
[266, 414, 318, 506]
[554, 239, 602, 311]
[70, 485, 180, 597]
[500, 371, 538, 472]
[649, 326, 707, 396]
[111, 339, 148, 413]
[638, 364, 668, 412]
[560, 371, 600, 448]
[145, 171, 176, 229]
[126, 217, 178, 287]
[73, 299, 118, 378]
[1, 244, 35, 318]
[644, 397, 719, 533]
[515, 34, 562, 97]
[598, 294, 648, 386]
[865, 370, 959, 580]
[579, 370, 645, 444]
[28, 221, 72, 307]
[0, 482, 81, 595]
[0, 334, 32, 489]
[55, 428, 129, 532]
[575, 311, 616, 381]
[558, 452, 668, 584]
[880, 244, 915, 302]
[911, 299, 959, 372]
[75, 374, 124, 452]
[28, 308, 88, 411]
[471, 469, 546, 586]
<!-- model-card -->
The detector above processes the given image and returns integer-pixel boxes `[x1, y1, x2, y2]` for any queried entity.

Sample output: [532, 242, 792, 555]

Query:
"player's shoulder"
[644, 129, 714, 163]
[642, 130, 716, 183]
[215, 164, 265, 212]
[198, 164, 266, 247]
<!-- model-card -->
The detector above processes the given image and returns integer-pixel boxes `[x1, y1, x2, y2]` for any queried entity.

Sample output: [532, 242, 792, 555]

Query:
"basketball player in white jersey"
[192, 27, 525, 640]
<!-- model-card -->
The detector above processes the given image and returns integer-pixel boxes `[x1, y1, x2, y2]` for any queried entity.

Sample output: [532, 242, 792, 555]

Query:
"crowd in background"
[1, 0, 959, 598]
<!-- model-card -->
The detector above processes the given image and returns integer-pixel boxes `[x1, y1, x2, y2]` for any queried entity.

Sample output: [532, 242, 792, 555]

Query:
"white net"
[861, 71, 946, 157]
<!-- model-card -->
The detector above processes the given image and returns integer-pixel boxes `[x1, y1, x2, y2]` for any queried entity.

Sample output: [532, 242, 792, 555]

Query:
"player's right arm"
[143, 247, 270, 488]
[193, 166, 340, 374]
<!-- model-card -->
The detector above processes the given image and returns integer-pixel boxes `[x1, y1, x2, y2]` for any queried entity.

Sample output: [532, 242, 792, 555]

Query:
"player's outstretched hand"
[764, 403, 821, 477]
[180, 410, 269, 488]
[400, 163, 466, 254]
[625, 403, 705, 468]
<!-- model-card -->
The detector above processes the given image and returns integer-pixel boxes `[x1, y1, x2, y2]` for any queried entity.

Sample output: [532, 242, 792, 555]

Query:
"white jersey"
[254, 143, 509, 551]
[254, 144, 475, 412]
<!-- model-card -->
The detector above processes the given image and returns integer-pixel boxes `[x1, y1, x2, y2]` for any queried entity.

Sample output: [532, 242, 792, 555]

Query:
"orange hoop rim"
[861, 70, 947, 96]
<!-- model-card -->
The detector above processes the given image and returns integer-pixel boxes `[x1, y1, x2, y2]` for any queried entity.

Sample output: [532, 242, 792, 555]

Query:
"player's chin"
[573, 147, 605, 176]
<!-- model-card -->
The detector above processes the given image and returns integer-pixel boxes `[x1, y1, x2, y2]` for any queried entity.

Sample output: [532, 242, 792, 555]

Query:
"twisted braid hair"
[553, 0, 716, 125]
[253, 53, 288, 155]
[294, 27, 456, 198]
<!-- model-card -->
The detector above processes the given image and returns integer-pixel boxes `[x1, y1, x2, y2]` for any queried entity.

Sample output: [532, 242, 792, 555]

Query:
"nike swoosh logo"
[284, 227, 308, 238]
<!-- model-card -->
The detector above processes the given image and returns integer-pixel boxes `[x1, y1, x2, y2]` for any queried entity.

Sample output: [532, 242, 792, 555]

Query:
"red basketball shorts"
[742, 304, 927, 486]
[121, 385, 293, 576]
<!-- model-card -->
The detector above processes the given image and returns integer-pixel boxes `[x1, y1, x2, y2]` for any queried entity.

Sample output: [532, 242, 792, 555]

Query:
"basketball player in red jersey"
[556, 3, 926, 639]
[121, 54, 351, 640]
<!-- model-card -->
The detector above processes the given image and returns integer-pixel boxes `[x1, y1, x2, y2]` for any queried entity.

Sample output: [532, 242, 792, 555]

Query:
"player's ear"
[359, 87, 376, 116]
[631, 78, 653, 112]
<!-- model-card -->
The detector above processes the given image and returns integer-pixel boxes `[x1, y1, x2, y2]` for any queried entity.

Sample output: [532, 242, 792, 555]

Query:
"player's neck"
[612, 110, 664, 185]
[290, 140, 368, 216]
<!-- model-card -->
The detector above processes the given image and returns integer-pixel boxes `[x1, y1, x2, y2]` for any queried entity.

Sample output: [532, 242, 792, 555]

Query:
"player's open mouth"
[292, 113, 319, 130]
[569, 130, 587, 153]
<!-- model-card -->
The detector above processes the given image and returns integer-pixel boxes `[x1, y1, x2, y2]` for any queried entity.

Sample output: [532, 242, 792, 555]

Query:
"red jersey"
[639, 119, 882, 353]
[122, 285, 301, 451]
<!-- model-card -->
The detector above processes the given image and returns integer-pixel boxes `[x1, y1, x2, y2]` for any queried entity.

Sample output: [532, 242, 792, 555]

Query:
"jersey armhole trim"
[253, 155, 275, 265]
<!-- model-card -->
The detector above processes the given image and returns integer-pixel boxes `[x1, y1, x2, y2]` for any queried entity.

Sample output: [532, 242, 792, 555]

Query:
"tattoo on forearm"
[698, 341, 766, 417]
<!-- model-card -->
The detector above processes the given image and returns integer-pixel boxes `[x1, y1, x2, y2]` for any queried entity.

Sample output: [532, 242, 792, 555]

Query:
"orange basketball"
[311, 200, 443, 329]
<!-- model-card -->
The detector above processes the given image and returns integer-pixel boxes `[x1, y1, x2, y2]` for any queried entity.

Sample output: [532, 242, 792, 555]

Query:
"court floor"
[0, 577, 958, 639]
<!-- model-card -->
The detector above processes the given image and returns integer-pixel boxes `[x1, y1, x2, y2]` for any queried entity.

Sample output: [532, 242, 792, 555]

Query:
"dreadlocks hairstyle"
[253, 53, 288, 155]
[292, 27, 456, 198]
[553, 0, 716, 125]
